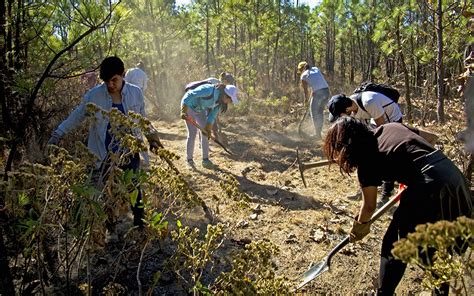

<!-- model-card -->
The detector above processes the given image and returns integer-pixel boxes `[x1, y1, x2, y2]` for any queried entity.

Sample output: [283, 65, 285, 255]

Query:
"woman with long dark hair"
[323, 117, 473, 295]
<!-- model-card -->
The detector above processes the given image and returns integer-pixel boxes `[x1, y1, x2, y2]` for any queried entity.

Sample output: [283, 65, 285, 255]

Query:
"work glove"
[47, 131, 62, 146]
[180, 104, 188, 120]
[204, 123, 213, 138]
[349, 216, 371, 243]
[145, 130, 164, 151]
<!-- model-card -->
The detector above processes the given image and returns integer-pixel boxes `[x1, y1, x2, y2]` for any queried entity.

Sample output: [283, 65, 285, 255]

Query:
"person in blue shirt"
[48, 56, 162, 242]
[180, 83, 238, 169]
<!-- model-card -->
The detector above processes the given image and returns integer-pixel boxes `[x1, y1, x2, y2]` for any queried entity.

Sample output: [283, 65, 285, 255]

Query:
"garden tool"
[185, 116, 233, 156]
[295, 184, 407, 290]
[296, 148, 330, 187]
[297, 101, 310, 135]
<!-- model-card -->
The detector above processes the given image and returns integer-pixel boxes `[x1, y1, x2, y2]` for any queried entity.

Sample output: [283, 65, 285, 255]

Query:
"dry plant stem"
[111, 243, 136, 282]
[75, 221, 93, 280]
[35, 189, 53, 293]
[137, 239, 150, 296]
[65, 220, 70, 294]
[36, 239, 46, 295]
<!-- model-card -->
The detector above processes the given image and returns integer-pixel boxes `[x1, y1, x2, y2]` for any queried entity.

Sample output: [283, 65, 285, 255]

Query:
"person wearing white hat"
[180, 83, 238, 169]
[212, 73, 236, 143]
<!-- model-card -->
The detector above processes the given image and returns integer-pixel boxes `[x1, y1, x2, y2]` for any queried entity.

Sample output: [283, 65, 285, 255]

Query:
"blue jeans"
[310, 87, 330, 137]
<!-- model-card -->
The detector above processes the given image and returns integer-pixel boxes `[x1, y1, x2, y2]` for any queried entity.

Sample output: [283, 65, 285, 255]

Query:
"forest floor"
[142, 112, 429, 295]
[83, 107, 472, 295]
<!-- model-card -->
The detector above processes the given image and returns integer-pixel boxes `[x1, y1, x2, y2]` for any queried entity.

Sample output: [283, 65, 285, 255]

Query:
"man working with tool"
[180, 83, 238, 169]
[297, 61, 330, 140]
[323, 117, 472, 295]
[48, 56, 162, 242]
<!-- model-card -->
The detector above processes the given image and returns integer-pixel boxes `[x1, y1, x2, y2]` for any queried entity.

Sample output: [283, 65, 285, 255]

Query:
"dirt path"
[151, 114, 426, 294]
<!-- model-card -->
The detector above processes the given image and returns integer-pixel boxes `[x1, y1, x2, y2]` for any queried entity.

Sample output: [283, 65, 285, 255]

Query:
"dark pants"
[377, 151, 472, 295]
[120, 154, 144, 227]
[98, 153, 144, 228]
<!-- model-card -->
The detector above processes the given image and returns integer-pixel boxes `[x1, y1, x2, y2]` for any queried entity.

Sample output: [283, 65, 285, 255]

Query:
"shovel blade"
[296, 259, 329, 290]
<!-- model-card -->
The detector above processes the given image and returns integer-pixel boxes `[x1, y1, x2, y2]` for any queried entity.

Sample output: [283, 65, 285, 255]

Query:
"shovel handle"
[367, 184, 406, 225]
[325, 187, 407, 267]
[326, 236, 350, 264]
[186, 116, 233, 156]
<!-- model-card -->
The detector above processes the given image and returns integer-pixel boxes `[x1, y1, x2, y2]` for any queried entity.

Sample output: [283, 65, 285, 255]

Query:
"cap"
[297, 61, 308, 75]
[221, 73, 236, 85]
[224, 85, 239, 104]
[327, 94, 352, 122]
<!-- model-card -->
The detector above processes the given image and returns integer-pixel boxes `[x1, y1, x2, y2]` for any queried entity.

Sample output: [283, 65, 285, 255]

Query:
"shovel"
[185, 116, 233, 156]
[295, 184, 407, 290]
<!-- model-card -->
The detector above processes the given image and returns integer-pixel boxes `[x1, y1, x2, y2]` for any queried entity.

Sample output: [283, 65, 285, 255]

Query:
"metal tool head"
[294, 236, 350, 291]
[296, 148, 307, 187]
[296, 258, 330, 290]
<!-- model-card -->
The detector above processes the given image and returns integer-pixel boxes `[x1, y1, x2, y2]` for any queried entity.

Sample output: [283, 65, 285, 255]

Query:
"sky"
[175, 0, 321, 9]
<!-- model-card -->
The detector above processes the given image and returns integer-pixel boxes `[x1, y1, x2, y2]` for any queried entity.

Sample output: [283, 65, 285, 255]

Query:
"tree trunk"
[340, 39, 345, 81]
[395, 14, 412, 121]
[271, 0, 281, 86]
[435, 0, 445, 122]
[0, 0, 16, 293]
[13, 0, 21, 69]
[6, 0, 12, 69]
[205, 0, 210, 76]
[350, 36, 355, 83]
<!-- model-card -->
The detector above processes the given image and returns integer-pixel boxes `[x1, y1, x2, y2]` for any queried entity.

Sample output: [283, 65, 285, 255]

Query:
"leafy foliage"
[212, 240, 290, 294]
[392, 216, 474, 293]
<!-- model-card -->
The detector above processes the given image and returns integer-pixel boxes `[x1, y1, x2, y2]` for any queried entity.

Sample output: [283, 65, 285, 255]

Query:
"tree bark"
[0, 1, 16, 294]
[435, 0, 445, 122]
[205, 0, 210, 76]
[395, 13, 412, 121]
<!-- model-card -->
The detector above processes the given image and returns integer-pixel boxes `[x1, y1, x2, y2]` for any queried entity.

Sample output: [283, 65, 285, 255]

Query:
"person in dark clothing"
[323, 117, 473, 295]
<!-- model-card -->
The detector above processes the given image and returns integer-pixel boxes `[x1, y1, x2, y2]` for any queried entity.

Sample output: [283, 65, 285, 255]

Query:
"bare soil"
[146, 112, 430, 295]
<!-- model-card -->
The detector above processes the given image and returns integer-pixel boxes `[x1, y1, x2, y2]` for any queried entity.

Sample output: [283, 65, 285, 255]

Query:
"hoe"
[186, 116, 233, 156]
[296, 148, 330, 187]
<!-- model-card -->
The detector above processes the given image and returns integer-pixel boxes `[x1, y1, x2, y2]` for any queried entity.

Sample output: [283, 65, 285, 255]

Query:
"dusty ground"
[145, 112, 433, 295]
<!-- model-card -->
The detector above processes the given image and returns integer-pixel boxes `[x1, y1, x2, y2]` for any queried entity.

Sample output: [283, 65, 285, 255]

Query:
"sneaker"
[202, 159, 217, 169]
[186, 159, 195, 168]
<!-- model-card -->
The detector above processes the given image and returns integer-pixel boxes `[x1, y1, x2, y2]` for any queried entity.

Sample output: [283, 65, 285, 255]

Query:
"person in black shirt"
[323, 117, 473, 295]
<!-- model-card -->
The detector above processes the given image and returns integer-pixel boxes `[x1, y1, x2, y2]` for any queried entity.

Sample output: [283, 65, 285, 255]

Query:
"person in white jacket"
[124, 61, 148, 92]
[48, 56, 162, 239]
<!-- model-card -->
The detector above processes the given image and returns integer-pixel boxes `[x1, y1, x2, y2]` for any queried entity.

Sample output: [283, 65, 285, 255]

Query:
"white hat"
[224, 85, 239, 104]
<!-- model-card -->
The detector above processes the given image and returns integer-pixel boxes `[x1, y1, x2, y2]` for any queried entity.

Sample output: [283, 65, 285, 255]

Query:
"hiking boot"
[202, 159, 217, 170]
